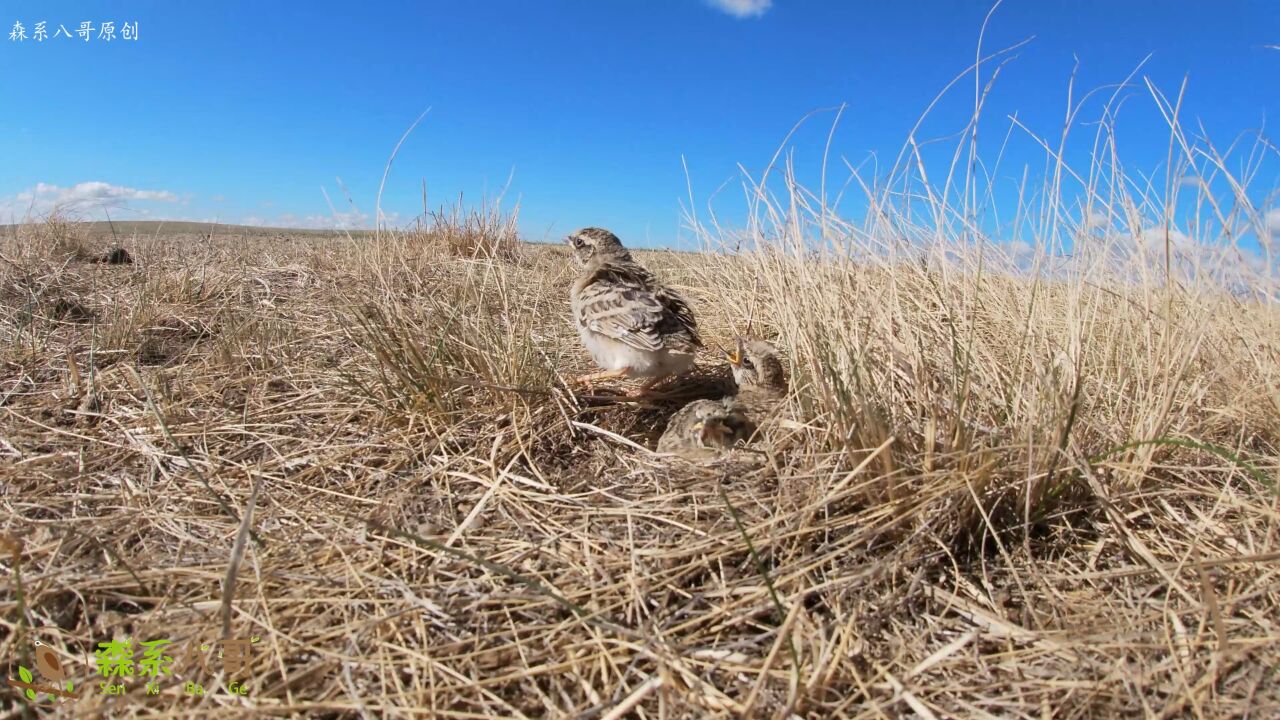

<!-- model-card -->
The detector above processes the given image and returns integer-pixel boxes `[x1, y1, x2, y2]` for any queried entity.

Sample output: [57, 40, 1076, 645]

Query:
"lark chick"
[657, 338, 787, 458]
[568, 227, 701, 396]
[657, 399, 756, 459]
[724, 337, 789, 415]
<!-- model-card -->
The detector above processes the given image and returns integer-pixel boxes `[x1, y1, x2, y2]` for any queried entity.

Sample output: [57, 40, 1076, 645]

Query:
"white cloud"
[706, 0, 772, 19]
[1007, 239, 1033, 257]
[302, 210, 371, 229]
[1266, 208, 1280, 237]
[0, 181, 178, 221]
[1119, 226, 1266, 276]
[0, 179, 407, 232]
[1081, 209, 1110, 231]
[1133, 226, 1194, 250]
[238, 209, 399, 230]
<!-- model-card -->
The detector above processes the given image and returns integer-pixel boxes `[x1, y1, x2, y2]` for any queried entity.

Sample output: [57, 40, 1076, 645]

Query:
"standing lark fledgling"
[567, 227, 701, 396]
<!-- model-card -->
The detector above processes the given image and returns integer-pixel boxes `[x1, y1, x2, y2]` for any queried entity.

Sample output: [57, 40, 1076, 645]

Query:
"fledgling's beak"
[691, 420, 706, 442]
[725, 338, 745, 366]
[712, 342, 739, 365]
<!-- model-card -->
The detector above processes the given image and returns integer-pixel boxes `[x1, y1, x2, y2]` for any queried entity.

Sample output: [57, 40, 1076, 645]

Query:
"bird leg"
[574, 368, 630, 392]
[623, 375, 664, 398]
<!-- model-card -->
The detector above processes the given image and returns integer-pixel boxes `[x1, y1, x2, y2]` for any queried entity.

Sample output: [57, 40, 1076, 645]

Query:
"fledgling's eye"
[572, 237, 585, 248]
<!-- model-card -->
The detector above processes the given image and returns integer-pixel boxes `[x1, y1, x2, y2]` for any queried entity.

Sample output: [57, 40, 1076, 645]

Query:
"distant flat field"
[1, 219, 364, 238]
[0, 220, 605, 252]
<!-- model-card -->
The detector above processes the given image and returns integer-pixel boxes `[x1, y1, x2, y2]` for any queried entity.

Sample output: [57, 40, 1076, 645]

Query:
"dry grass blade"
[355, 515, 642, 641]
[221, 476, 264, 639]
[1092, 436, 1274, 492]
[128, 364, 267, 549]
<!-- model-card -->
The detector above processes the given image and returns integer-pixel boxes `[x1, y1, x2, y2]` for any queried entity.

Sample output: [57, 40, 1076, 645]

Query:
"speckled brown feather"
[573, 259, 702, 355]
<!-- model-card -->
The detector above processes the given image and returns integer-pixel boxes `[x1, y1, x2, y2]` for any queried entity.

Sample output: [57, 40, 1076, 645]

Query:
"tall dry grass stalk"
[1, 64, 1278, 717]
[681, 101, 1280, 543]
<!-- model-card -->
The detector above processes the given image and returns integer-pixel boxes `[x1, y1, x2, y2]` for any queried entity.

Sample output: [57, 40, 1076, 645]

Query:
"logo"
[3, 534, 260, 705]
[5, 640, 79, 703]
[6, 634, 263, 704]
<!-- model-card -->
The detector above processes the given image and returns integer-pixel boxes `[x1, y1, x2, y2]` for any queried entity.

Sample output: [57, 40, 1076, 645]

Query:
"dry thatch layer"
[1, 211, 1278, 718]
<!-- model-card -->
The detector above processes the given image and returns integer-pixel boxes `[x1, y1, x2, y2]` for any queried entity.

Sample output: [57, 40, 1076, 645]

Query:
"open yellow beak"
[691, 420, 706, 442]
[725, 339, 745, 366]
[715, 342, 741, 366]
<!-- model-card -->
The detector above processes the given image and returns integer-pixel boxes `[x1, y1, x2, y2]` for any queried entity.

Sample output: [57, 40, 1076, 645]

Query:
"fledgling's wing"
[576, 262, 701, 354]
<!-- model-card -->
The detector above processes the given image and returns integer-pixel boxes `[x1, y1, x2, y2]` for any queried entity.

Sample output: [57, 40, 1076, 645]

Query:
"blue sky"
[1, 1, 1277, 248]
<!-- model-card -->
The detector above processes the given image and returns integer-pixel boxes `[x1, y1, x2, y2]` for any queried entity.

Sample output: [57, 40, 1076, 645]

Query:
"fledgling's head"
[726, 338, 788, 395]
[659, 400, 757, 457]
[690, 402, 755, 450]
[566, 227, 630, 267]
